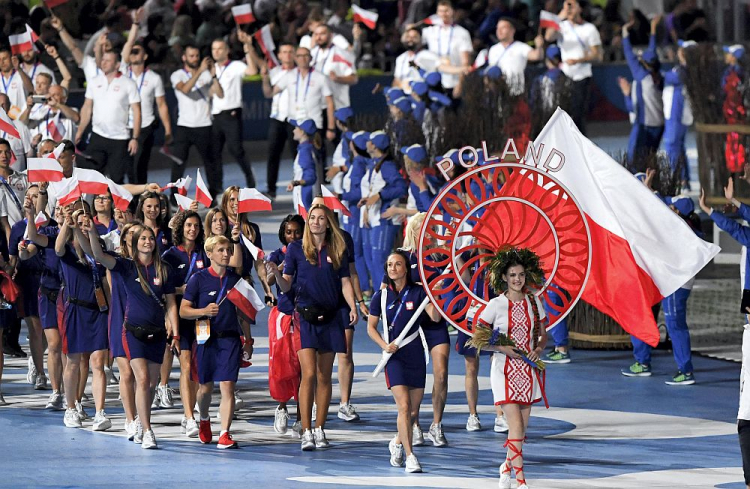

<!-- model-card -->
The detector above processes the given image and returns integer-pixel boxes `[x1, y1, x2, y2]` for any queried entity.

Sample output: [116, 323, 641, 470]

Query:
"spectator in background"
[143, 14, 170, 70]
[487, 18, 543, 94]
[0, 94, 32, 171]
[20, 42, 56, 88]
[667, 0, 709, 44]
[21, 84, 80, 149]
[0, 46, 34, 116]
[419, 0, 473, 95]
[393, 28, 435, 92]
[195, 6, 226, 50]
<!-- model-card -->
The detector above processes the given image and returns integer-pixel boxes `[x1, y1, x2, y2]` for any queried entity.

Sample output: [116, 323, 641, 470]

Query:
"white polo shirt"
[310, 45, 354, 109]
[3, 120, 31, 172]
[27, 104, 78, 142]
[170, 68, 213, 128]
[393, 50, 440, 92]
[0, 70, 29, 117]
[80, 55, 100, 83]
[269, 65, 294, 122]
[212, 60, 246, 114]
[558, 20, 601, 81]
[121, 65, 165, 128]
[23, 62, 56, 88]
[276, 68, 332, 129]
[85, 72, 140, 140]
[300, 33, 351, 51]
[0, 170, 29, 226]
[487, 40, 532, 93]
[422, 24, 472, 89]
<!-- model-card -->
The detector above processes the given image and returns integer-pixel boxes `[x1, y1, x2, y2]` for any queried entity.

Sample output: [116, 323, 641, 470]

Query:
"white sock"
[220, 430, 227, 436]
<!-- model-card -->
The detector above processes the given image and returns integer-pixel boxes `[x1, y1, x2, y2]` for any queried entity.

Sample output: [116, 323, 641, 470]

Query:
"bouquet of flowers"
[467, 326, 545, 370]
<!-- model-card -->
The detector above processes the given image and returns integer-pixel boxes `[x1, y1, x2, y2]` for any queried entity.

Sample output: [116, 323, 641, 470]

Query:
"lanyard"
[28, 63, 38, 81]
[84, 254, 102, 287]
[217, 60, 231, 81]
[129, 68, 147, 95]
[1, 70, 15, 93]
[215, 274, 228, 304]
[387, 286, 411, 331]
[0, 175, 22, 211]
[295, 70, 312, 104]
[183, 69, 206, 101]
[567, 22, 587, 50]
[185, 251, 199, 282]
[496, 41, 515, 64]
[437, 26, 454, 57]
[313, 47, 333, 71]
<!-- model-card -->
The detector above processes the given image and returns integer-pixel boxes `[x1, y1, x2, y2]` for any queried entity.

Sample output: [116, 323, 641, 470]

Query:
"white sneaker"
[388, 437, 404, 467]
[313, 426, 330, 449]
[234, 390, 244, 410]
[274, 406, 289, 434]
[151, 387, 162, 409]
[64, 408, 82, 428]
[133, 417, 143, 444]
[337, 403, 360, 422]
[75, 400, 90, 421]
[158, 385, 174, 408]
[499, 461, 512, 488]
[412, 424, 424, 446]
[92, 411, 112, 431]
[517, 484, 529, 489]
[27, 357, 37, 385]
[466, 414, 481, 432]
[180, 416, 187, 433]
[185, 418, 199, 438]
[35, 373, 48, 390]
[301, 429, 316, 451]
[427, 422, 448, 447]
[311, 403, 317, 422]
[141, 429, 158, 449]
[290, 420, 303, 439]
[405, 453, 422, 473]
[125, 419, 137, 441]
[46, 391, 64, 410]
[494, 415, 509, 433]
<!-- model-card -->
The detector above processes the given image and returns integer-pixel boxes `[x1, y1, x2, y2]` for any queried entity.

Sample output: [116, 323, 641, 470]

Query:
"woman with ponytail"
[287, 118, 320, 210]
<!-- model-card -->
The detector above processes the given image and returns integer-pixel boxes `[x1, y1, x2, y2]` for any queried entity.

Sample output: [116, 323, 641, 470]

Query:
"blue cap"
[435, 149, 461, 165]
[369, 130, 390, 151]
[425, 71, 442, 87]
[334, 107, 354, 123]
[641, 49, 658, 64]
[545, 44, 561, 60]
[666, 195, 695, 217]
[677, 39, 697, 49]
[725, 44, 746, 59]
[290, 119, 317, 136]
[352, 130, 370, 150]
[634, 172, 647, 183]
[482, 65, 502, 79]
[342, 130, 353, 141]
[410, 81, 428, 96]
[428, 90, 452, 107]
[392, 96, 412, 114]
[400, 144, 427, 164]
[385, 87, 405, 102]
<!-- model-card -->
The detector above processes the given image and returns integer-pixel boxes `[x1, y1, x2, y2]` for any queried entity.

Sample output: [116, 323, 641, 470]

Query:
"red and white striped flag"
[241, 233, 265, 261]
[34, 211, 47, 228]
[471, 48, 488, 71]
[321, 185, 351, 217]
[0, 108, 20, 139]
[27, 158, 64, 182]
[195, 168, 213, 207]
[227, 277, 265, 321]
[108, 180, 133, 211]
[45, 142, 65, 160]
[161, 175, 192, 196]
[238, 188, 272, 213]
[173, 193, 194, 211]
[292, 185, 307, 219]
[539, 10, 561, 31]
[422, 14, 443, 26]
[25, 24, 40, 44]
[55, 177, 81, 206]
[231, 4, 256, 25]
[254, 24, 280, 68]
[352, 5, 378, 30]
[9, 30, 33, 55]
[75, 168, 110, 195]
[46, 113, 65, 141]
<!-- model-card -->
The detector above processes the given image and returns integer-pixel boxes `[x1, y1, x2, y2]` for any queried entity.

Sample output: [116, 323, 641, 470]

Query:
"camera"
[31, 95, 48, 104]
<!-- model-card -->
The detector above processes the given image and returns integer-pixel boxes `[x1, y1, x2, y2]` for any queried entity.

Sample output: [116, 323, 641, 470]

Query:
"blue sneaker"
[543, 350, 571, 364]
[621, 362, 652, 377]
[665, 371, 695, 386]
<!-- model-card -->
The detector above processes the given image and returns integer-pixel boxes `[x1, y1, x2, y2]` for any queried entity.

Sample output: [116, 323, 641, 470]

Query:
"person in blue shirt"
[386, 96, 413, 149]
[54, 203, 111, 432]
[92, 192, 117, 236]
[181, 235, 251, 450]
[529, 45, 567, 114]
[135, 191, 172, 255]
[161, 210, 208, 439]
[359, 131, 408, 289]
[288, 119, 319, 210]
[266, 214, 304, 436]
[266, 204, 358, 452]
[620, 16, 664, 170]
[340, 131, 371, 294]
[662, 40, 696, 189]
[87, 220, 180, 450]
[368, 250, 441, 473]
[326, 107, 354, 193]
[409, 81, 428, 124]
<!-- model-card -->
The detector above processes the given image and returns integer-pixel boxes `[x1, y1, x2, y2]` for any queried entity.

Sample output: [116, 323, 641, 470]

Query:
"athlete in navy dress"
[368, 250, 441, 473]
[54, 204, 111, 432]
[92, 192, 118, 236]
[161, 210, 207, 439]
[181, 235, 253, 449]
[88, 222, 179, 450]
[266, 204, 358, 452]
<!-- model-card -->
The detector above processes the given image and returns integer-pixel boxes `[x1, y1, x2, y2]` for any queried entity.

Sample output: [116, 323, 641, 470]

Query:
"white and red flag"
[241, 233, 265, 261]
[0, 107, 20, 139]
[227, 277, 265, 321]
[48, 142, 65, 160]
[195, 168, 213, 207]
[25, 24, 40, 44]
[352, 5, 378, 29]
[231, 4, 256, 25]
[34, 211, 47, 228]
[320, 185, 351, 217]
[161, 175, 192, 196]
[27, 158, 64, 182]
[108, 180, 133, 211]
[238, 188, 272, 213]
[471, 48, 488, 71]
[75, 168, 109, 195]
[525, 109, 719, 346]
[9, 30, 33, 55]
[292, 185, 307, 219]
[539, 11, 561, 31]
[43, 0, 69, 9]
[254, 24, 280, 68]
[173, 193, 194, 211]
[421, 14, 443, 26]
[55, 177, 81, 206]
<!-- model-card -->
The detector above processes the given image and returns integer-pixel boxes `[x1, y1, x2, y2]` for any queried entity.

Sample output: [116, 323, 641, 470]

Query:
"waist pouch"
[68, 296, 99, 311]
[124, 321, 167, 344]
[296, 304, 339, 325]
[40, 286, 59, 303]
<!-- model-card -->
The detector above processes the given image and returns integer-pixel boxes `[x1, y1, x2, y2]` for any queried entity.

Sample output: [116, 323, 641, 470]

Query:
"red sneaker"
[199, 419, 212, 444]
[217, 432, 238, 449]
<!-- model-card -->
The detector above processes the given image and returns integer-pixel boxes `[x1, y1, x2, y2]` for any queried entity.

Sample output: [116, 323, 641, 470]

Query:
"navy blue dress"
[9, 218, 44, 317]
[162, 245, 209, 350]
[37, 225, 61, 329]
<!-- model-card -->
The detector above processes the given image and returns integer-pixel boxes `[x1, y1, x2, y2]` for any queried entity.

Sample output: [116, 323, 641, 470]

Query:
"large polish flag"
[526, 109, 720, 346]
[195, 168, 213, 207]
[352, 5, 378, 30]
[75, 168, 110, 195]
[231, 4, 255, 25]
[227, 278, 266, 321]
[9, 30, 33, 55]
[238, 188, 272, 213]
[27, 158, 64, 182]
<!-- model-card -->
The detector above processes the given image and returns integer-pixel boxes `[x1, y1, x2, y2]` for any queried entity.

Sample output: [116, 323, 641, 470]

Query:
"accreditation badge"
[196, 319, 211, 345]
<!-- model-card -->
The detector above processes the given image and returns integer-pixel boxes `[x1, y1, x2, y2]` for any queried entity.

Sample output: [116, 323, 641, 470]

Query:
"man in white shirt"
[311, 25, 358, 112]
[488, 18, 543, 94]
[0, 137, 29, 236]
[0, 47, 34, 118]
[419, 0, 472, 90]
[260, 42, 296, 198]
[75, 51, 141, 184]
[169, 44, 223, 194]
[121, 40, 172, 184]
[0, 94, 32, 172]
[20, 47, 56, 88]
[21, 85, 79, 147]
[209, 37, 257, 193]
[393, 28, 440, 92]
[545, 0, 602, 135]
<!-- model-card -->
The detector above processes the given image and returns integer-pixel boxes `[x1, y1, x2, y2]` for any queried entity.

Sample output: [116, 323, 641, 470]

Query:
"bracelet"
[173, 335, 180, 340]
[356, 299, 364, 304]
[230, 238, 240, 244]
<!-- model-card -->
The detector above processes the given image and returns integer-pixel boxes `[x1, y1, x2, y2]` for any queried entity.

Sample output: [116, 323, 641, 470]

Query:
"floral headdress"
[487, 246, 544, 293]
